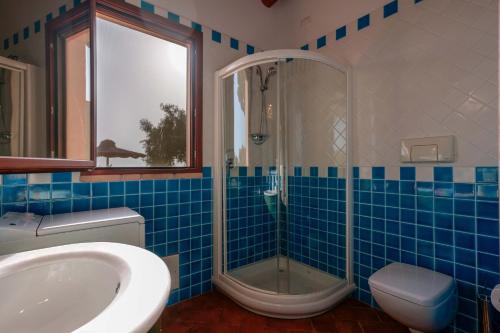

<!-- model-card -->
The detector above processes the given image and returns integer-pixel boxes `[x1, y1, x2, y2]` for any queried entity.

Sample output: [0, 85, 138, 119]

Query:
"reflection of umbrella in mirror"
[97, 139, 146, 167]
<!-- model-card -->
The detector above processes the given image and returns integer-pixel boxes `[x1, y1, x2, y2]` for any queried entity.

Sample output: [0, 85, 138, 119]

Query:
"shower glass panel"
[222, 58, 347, 296]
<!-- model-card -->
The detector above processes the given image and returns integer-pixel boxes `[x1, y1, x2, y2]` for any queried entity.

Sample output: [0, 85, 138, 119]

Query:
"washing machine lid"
[368, 263, 454, 307]
[38, 207, 144, 236]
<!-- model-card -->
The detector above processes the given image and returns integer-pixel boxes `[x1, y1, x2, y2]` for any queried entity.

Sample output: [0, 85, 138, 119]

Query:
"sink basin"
[0, 242, 170, 333]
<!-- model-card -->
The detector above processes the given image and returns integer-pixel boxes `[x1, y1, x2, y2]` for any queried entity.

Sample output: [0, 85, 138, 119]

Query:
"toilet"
[368, 263, 457, 333]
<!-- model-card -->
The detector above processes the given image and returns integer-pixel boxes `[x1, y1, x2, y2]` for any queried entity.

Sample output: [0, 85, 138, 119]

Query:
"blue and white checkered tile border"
[1, 0, 260, 56]
[300, 0, 420, 51]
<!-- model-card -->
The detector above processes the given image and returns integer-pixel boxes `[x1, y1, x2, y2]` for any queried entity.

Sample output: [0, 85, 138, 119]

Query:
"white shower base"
[229, 256, 343, 294]
[213, 256, 356, 318]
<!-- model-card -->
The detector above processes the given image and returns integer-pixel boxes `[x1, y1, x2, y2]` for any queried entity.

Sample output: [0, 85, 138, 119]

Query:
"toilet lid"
[368, 263, 455, 307]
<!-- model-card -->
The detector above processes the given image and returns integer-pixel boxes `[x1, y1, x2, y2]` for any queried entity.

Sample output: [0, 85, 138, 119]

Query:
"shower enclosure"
[213, 50, 354, 318]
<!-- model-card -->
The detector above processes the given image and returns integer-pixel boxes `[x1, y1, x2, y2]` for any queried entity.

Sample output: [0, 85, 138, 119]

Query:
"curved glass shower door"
[221, 57, 348, 296]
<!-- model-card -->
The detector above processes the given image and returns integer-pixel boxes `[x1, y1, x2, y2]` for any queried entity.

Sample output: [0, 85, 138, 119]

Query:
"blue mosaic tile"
[336, 26, 347, 40]
[140, 0, 154, 13]
[34, 21, 41, 34]
[3, 174, 27, 186]
[23, 26, 29, 40]
[372, 167, 384, 179]
[191, 21, 202, 32]
[246, 44, 255, 55]
[357, 14, 370, 30]
[167, 12, 180, 23]
[383, 0, 398, 18]
[51, 172, 71, 183]
[434, 167, 453, 182]
[73, 182, 91, 198]
[400, 167, 416, 181]
[317, 35, 326, 49]
[476, 167, 498, 183]
[212, 30, 221, 43]
[230, 38, 239, 50]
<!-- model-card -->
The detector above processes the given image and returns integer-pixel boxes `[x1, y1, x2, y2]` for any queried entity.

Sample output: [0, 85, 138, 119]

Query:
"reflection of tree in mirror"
[140, 103, 186, 167]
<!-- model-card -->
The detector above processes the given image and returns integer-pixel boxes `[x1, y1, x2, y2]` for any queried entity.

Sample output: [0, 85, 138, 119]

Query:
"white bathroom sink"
[0, 242, 170, 333]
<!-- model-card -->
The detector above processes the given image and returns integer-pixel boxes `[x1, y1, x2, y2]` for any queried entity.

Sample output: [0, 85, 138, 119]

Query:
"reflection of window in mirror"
[90, 0, 202, 174]
[48, 10, 92, 161]
[57, 28, 91, 160]
[0, 0, 93, 166]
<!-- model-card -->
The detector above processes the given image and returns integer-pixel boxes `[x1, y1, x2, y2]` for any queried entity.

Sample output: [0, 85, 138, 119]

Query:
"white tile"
[454, 167, 475, 183]
[28, 173, 52, 184]
[473, 34, 498, 60]
[359, 166, 372, 179]
[124, 0, 140, 7]
[319, 166, 328, 178]
[471, 81, 497, 105]
[338, 167, 346, 179]
[416, 166, 433, 181]
[442, 87, 469, 109]
[474, 58, 497, 83]
[385, 166, 400, 180]
[71, 172, 81, 183]
[455, 97, 485, 119]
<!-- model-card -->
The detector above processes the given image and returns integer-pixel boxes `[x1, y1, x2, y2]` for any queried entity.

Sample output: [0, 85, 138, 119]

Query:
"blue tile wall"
[353, 166, 499, 333]
[0, 169, 213, 306]
[288, 167, 347, 278]
[225, 167, 277, 270]
[225, 166, 347, 280]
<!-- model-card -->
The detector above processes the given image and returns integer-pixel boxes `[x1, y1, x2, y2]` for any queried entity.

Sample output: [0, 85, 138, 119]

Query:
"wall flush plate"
[163, 254, 179, 289]
[401, 135, 455, 163]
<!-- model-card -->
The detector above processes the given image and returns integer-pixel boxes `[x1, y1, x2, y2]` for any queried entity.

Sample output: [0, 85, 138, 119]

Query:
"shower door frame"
[213, 49, 354, 318]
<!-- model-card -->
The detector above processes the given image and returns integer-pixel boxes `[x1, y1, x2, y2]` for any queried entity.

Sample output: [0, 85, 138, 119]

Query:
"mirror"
[0, 0, 93, 168]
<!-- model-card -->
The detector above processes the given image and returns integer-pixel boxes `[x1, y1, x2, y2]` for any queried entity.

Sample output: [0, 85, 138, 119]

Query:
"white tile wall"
[313, 0, 498, 167]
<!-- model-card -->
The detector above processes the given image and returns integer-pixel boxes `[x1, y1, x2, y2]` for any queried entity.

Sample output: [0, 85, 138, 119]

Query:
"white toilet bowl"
[369, 263, 457, 333]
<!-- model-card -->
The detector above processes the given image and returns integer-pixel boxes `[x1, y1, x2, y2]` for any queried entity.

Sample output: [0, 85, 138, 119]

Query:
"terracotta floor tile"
[333, 320, 363, 333]
[240, 326, 287, 333]
[330, 305, 381, 322]
[310, 313, 338, 333]
[188, 323, 240, 333]
[340, 298, 370, 308]
[360, 321, 410, 333]
[160, 291, 406, 333]
[160, 319, 193, 333]
[175, 306, 223, 324]
[265, 317, 313, 331]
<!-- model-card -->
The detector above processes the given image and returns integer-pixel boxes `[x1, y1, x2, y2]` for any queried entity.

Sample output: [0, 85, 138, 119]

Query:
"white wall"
[296, 0, 498, 167]
[276, 0, 388, 47]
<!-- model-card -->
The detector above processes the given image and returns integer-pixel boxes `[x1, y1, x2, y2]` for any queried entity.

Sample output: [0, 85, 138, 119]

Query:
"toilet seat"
[368, 263, 454, 307]
[369, 263, 457, 332]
